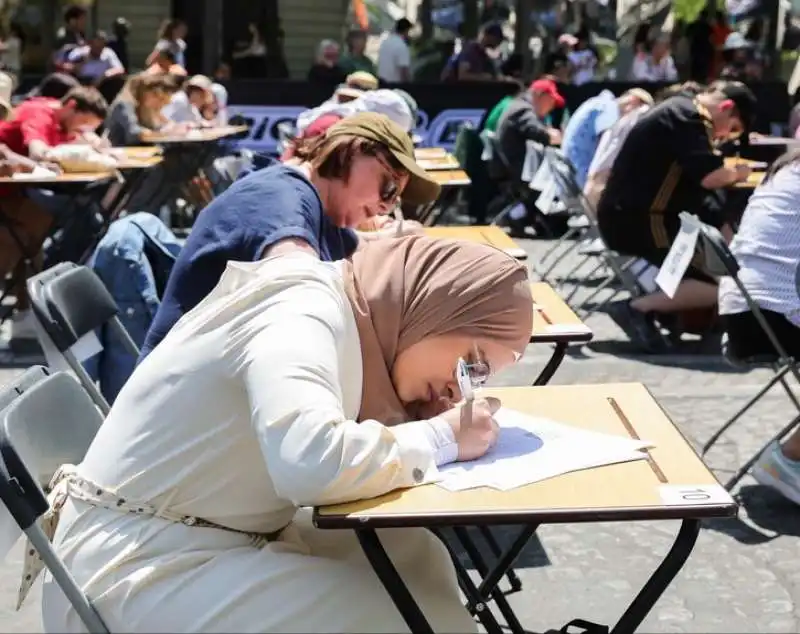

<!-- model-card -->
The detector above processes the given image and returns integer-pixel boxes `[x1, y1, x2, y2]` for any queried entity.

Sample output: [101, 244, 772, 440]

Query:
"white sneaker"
[752, 441, 800, 506]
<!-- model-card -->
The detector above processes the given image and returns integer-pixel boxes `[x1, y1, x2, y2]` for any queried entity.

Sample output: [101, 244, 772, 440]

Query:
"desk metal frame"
[327, 509, 722, 634]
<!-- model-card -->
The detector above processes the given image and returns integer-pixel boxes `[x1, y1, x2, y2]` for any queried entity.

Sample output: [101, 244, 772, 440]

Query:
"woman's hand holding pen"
[439, 397, 501, 461]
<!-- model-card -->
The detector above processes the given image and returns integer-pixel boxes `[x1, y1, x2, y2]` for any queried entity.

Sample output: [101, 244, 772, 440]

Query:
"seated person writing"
[561, 88, 652, 189]
[717, 150, 800, 505]
[38, 236, 533, 633]
[161, 74, 215, 126]
[0, 86, 108, 350]
[495, 77, 564, 235]
[495, 77, 564, 178]
[139, 112, 440, 358]
[597, 81, 756, 352]
[105, 73, 179, 146]
[66, 30, 125, 86]
[286, 89, 415, 160]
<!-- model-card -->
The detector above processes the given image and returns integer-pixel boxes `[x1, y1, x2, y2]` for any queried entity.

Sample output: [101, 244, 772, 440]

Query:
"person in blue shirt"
[561, 88, 653, 188]
[139, 112, 440, 359]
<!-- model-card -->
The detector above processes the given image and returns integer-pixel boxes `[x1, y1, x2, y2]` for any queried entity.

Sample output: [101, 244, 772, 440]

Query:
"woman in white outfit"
[34, 235, 533, 633]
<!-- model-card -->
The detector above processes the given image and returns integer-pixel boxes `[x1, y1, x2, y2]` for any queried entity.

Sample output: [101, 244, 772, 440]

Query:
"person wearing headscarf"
[38, 235, 533, 633]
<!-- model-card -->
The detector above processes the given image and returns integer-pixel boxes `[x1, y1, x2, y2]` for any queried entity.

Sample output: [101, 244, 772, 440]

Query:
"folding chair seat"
[536, 154, 643, 314]
[0, 370, 109, 632]
[27, 262, 140, 415]
[691, 218, 800, 490]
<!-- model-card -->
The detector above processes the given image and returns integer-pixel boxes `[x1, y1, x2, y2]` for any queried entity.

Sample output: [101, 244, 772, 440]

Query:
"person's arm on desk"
[239, 282, 502, 507]
[700, 163, 751, 189]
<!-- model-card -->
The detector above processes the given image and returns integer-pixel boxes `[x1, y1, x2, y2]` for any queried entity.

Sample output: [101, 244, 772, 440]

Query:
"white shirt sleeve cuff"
[390, 418, 457, 487]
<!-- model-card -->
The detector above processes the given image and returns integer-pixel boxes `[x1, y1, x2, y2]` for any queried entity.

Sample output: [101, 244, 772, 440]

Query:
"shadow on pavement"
[703, 484, 800, 544]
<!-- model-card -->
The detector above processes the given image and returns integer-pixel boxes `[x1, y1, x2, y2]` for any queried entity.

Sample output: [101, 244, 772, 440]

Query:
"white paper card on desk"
[658, 484, 733, 507]
[535, 181, 558, 213]
[529, 159, 552, 191]
[654, 213, 701, 299]
[437, 407, 654, 491]
[12, 166, 59, 180]
[71, 331, 103, 363]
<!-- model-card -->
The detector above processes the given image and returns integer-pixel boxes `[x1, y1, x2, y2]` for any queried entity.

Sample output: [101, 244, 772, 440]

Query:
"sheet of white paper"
[71, 330, 103, 363]
[655, 214, 701, 298]
[12, 166, 59, 180]
[437, 408, 653, 491]
[535, 181, 558, 214]
[529, 158, 552, 191]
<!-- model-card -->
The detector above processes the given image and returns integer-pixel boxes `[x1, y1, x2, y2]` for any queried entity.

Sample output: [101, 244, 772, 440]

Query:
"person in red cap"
[495, 77, 564, 178]
[492, 76, 565, 235]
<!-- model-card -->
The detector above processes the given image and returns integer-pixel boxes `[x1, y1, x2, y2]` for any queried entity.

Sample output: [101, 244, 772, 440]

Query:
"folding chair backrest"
[2, 372, 103, 487]
[0, 372, 109, 633]
[695, 222, 740, 278]
[0, 366, 50, 413]
[27, 263, 135, 414]
[695, 218, 796, 364]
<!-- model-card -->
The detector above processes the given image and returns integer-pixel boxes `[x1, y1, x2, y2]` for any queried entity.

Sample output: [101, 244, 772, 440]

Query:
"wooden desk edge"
[312, 499, 737, 529]
[529, 329, 594, 344]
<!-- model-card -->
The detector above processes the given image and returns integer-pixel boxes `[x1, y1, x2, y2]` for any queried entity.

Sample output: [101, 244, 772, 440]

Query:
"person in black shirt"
[108, 17, 131, 72]
[597, 81, 757, 351]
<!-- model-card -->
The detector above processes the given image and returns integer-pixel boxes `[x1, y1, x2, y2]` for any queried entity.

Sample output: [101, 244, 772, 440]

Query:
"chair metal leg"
[724, 413, 800, 491]
[26, 527, 110, 633]
[702, 367, 790, 455]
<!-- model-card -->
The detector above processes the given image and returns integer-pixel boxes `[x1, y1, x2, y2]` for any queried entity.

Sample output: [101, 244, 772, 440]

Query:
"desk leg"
[452, 526, 526, 634]
[533, 342, 568, 386]
[430, 528, 504, 634]
[477, 526, 523, 592]
[610, 519, 701, 634]
[356, 529, 435, 634]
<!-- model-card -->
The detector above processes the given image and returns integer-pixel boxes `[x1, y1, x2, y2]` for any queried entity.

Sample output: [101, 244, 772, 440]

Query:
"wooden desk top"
[116, 155, 164, 170]
[143, 125, 248, 144]
[733, 171, 764, 189]
[424, 226, 526, 260]
[315, 383, 737, 529]
[0, 172, 115, 186]
[117, 146, 162, 159]
[417, 156, 461, 171]
[427, 169, 471, 187]
[530, 282, 593, 343]
[414, 147, 449, 159]
[724, 157, 768, 170]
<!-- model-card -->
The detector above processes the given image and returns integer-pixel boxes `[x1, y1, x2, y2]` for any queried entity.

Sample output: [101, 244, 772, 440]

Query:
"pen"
[394, 205, 404, 237]
[456, 357, 474, 427]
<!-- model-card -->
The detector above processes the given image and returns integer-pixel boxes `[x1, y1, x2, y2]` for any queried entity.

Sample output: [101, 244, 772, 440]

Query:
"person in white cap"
[162, 74, 214, 124]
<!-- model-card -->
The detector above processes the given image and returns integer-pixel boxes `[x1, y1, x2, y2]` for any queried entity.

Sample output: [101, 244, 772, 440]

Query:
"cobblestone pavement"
[0, 235, 797, 632]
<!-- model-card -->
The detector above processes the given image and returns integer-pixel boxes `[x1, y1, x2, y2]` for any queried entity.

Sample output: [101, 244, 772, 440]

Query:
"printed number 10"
[677, 488, 711, 501]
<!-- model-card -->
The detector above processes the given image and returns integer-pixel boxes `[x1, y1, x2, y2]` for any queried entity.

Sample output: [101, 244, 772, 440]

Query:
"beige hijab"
[343, 235, 533, 425]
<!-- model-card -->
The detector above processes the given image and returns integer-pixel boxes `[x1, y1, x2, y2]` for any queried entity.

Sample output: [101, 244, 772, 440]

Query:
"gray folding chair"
[544, 153, 643, 316]
[693, 219, 800, 490]
[27, 262, 140, 415]
[0, 370, 109, 632]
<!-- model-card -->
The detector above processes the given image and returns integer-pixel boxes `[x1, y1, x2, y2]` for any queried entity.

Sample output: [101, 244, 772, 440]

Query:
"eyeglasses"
[456, 345, 492, 393]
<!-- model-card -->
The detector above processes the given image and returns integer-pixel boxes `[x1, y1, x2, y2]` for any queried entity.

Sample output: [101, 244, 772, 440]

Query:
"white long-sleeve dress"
[42, 254, 475, 633]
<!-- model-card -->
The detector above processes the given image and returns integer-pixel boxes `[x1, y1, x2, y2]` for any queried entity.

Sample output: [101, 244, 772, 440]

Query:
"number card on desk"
[659, 484, 734, 507]
[654, 213, 701, 299]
